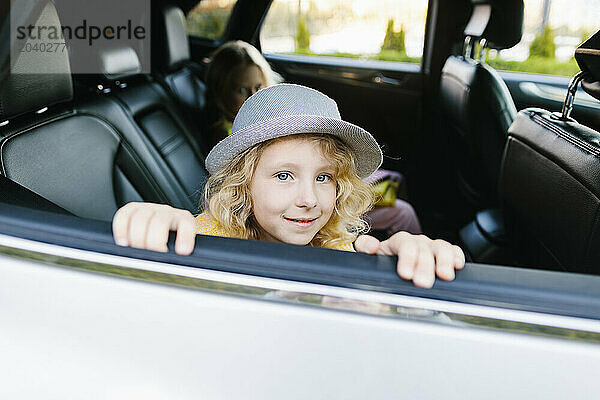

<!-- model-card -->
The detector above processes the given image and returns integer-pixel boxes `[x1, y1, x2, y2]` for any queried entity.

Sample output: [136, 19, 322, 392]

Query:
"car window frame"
[2, 202, 600, 323]
[255, 0, 431, 75]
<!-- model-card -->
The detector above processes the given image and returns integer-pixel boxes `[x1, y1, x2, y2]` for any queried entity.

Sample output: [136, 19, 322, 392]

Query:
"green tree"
[381, 19, 405, 53]
[186, 9, 229, 39]
[529, 26, 556, 59]
[295, 15, 310, 52]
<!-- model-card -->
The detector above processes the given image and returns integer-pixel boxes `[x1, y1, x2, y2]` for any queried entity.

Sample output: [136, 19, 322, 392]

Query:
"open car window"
[486, 0, 597, 77]
[260, 0, 428, 67]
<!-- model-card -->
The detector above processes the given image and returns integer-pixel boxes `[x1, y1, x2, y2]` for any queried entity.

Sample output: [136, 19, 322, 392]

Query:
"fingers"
[128, 206, 156, 250]
[172, 212, 197, 255]
[389, 234, 435, 288]
[112, 202, 140, 247]
[391, 233, 419, 280]
[430, 239, 456, 281]
[112, 202, 197, 255]
[354, 234, 381, 254]
[412, 246, 436, 288]
[381, 232, 466, 288]
[453, 245, 466, 270]
[145, 209, 172, 252]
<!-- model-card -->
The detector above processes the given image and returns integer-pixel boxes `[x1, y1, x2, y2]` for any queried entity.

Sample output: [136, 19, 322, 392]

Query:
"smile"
[283, 216, 319, 227]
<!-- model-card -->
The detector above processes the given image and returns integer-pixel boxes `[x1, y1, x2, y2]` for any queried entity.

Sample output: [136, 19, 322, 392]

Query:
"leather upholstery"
[98, 46, 142, 80]
[0, 2, 208, 219]
[500, 108, 600, 273]
[153, 5, 191, 71]
[440, 56, 517, 209]
[438, 0, 522, 213]
[3, 112, 135, 220]
[481, 0, 524, 50]
[90, 43, 208, 211]
[0, 2, 72, 120]
[0, 174, 71, 215]
[105, 80, 209, 210]
[465, 1, 524, 50]
[161, 64, 207, 120]
[152, 3, 208, 152]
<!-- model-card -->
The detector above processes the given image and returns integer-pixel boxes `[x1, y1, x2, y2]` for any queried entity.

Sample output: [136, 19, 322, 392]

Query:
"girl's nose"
[296, 182, 318, 209]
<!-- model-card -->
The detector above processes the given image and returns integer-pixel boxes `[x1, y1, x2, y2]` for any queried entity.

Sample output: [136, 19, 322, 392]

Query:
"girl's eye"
[316, 174, 332, 183]
[276, 172, 291, 181]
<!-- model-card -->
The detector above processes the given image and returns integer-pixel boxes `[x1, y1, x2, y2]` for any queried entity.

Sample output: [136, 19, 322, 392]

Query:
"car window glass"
[186, 0, 237, 39]
[485, 0, 599, 76]
[260, 0, 427, 66]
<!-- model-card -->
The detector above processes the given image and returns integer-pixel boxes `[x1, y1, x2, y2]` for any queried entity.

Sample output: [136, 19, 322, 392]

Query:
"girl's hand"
[354, 232, 465, 288]
[112, 202, 197, 255]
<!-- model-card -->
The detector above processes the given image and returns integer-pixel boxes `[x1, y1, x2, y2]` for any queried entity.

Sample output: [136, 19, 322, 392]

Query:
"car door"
[2, 202, 600, 399]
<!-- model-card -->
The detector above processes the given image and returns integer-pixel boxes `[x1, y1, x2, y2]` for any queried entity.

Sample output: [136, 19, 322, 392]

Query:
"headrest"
[153, 5, 190, 71]
[0, 2, 73, 121]
[575, 30, 600, 101]
[465, 0, 524, 50]
[97, 46, 142, 81]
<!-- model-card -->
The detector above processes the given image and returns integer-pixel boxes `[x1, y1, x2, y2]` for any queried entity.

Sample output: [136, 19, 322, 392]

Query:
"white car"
[1, 0, 600, 398]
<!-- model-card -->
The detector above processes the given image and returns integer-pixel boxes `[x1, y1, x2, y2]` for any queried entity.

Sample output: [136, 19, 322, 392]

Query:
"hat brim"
[206, 114, 383, 178]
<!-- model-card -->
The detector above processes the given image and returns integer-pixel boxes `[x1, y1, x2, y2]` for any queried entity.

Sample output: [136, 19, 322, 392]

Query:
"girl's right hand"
[112, 202, 198, 255]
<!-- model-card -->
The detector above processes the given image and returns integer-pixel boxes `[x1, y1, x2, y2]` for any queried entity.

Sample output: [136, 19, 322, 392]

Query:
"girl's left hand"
[354, 232, 465, 288]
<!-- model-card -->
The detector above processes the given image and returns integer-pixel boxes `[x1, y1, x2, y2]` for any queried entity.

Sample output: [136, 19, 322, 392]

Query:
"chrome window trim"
[1, 233, 599, 343]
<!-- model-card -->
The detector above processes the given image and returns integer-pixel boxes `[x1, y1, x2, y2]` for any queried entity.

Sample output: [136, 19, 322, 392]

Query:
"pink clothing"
[366, 199, 422, 236]
[363, 169, 421, 235]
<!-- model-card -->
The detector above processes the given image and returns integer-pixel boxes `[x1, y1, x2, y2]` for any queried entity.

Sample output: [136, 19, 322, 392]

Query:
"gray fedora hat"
[205, 83, 383, 178]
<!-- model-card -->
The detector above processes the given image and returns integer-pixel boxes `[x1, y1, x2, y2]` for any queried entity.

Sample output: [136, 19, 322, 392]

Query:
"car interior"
[1, 0, 600, 312]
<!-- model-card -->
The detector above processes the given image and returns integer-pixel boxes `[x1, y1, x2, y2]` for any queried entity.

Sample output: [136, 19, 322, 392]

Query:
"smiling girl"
[113, 84, 464, 288]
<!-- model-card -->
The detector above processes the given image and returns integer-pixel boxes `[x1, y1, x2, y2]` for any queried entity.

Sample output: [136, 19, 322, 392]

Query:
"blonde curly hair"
[201, 134, 374, 248]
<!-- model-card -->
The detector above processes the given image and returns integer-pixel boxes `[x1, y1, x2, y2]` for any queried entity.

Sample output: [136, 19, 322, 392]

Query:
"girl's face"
[222, 64, 265, 121]
[249, 138, 337, 245]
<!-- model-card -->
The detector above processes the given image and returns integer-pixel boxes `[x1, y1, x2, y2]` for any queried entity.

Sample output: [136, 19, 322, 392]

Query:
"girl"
[205, 40, 421, 235]
[204, 40, 283, 150]
[113, 84, 464, 288]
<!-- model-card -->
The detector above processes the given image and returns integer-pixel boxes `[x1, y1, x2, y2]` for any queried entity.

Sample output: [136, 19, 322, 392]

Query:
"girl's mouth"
[283, 216, 318, 227]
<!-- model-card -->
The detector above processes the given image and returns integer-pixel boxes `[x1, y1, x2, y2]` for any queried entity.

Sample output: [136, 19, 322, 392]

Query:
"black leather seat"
[0, 2, 207, 220]
[499, 31, 600, 273]
[87, 46, 209, 212]
[440, 0, 523, 213]
[152, 3, 209, 153]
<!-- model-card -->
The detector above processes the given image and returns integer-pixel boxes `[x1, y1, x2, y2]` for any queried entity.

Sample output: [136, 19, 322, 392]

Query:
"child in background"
[204, 40, 283, 150]
[113, 84, 464, 288]
[204, 41, 421, 236]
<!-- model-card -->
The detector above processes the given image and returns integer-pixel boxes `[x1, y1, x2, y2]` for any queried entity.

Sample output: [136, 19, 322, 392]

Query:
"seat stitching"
[161, 136, 185, 156]
[528, 111, 600, 157]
